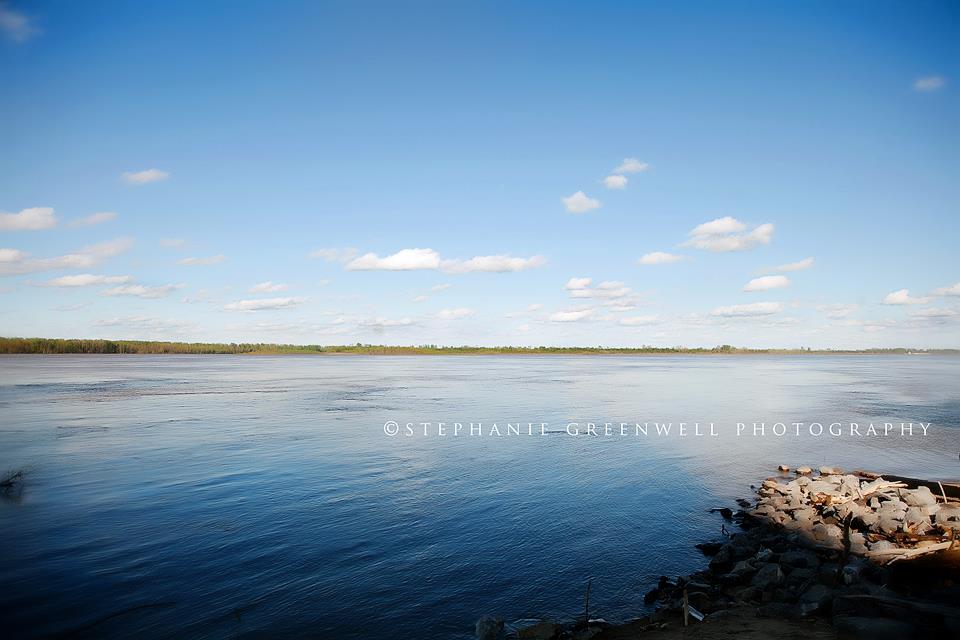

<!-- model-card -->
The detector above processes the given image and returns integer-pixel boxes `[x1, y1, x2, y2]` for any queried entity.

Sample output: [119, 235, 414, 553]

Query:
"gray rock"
[812, 523, 842, 542]
[516, 620, 561, 640]
[853, 512, 878, 529]
[936, 505, 960, 524]
[868, 539, 896, 552]
[800, 583, 834, 611]
[902, 486, 937, 507]
[750, 562, 784, 589]
[873, 513, 903, 535]
[903, 506, 933, 533]
[779, 549, 819, 568]
[476, 616, 504, 640]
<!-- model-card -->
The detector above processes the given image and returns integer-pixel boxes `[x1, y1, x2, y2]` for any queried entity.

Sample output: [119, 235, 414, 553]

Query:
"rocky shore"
[476, 466, 960, 640]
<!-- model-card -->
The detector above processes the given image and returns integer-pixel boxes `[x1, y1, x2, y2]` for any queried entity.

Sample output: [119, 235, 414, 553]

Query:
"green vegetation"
[0, 337, 956, 356]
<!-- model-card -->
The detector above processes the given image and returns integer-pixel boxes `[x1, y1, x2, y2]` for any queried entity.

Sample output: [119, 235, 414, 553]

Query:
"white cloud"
[549, 308, 595, 322]
[413, 295, 429, 302]
[817, 303, 858, 319]
[102, 284, 181, 299]
[359, 317, 414, 329]
[343, 249, 545, 274]
[603, 175, 628, 189]
[562, 191, 601, 214]
[0, 207, 57, 231]
[437, 307, 475, 320]
[122, 169, 169, 185]
[776, 257, 814, 272]
[95, 316, 197, 334]
[565, 277, 592, 290]
[442, 254, 546, 273]
[310, 247, 358, 262]
[527, 303, 543, 311]
[638, 251, 685, 265]
[0, 248, 27, 262]
[743, 275, 790, 292]
[570, 280, 631, 299]
[39, 274, 132, 287]
[908, 307, 957, 318]
[614, 158, 649, 174]
[684, 217, 774, 252]
[711, 302, 783, 317]
[914, 76, 945, 92]
[431, 283, 451, 292]
[932, 282, 960, 296]
[70, 211, 116, 227]
[0, 5, 37, 42]
[346, 248, 440, 271]
[0, 237, 133, 276]
[250, 281, 288, 293]
[689, 216, 746, 236]
[160, 238, 186, 248]
[620, 315, 659, 326]
[224, 296, 307, 312]
[177, 254, 225, 266]
[882, 288, 930, 305]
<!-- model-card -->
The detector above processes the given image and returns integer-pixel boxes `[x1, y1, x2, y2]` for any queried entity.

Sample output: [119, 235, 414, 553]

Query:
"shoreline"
[481, 466, 960, 639]
[1, 337, 958, 356]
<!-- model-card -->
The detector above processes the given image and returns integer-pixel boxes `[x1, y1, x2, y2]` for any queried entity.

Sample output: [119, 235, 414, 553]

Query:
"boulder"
[795, 466, 812, 475]
[799, 583, 835, 612]
[516, 620, 561, 640]
[778, 465, 791, 472]
[902, 486, 937, 507]
[750, 563, 784, 589]
[476, 616, 504, 640]
[936, 505, 960, 524]
[779, 549, 819, 569]
[903, 506, 933, 534]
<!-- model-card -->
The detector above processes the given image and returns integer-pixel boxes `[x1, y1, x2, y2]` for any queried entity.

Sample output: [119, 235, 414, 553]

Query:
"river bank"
[479, 466, 960, 640]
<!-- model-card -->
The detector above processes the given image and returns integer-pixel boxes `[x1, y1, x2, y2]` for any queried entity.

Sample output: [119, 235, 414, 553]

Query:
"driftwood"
[864, 541, 955, 564]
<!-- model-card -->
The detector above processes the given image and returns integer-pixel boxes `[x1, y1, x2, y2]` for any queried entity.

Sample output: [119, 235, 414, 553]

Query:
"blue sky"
[1, 0, 958, 348]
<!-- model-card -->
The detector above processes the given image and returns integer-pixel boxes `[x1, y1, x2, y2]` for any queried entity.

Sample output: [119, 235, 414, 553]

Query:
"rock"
[778, 465, 790, 472]
[831, 615, 918, 639]
[819, 466, 842, 475]
[795, 466, 812, 475]
[686, 590, 713, 612]
[779, 549, 819, 568]
[902, 486, 937, 507]
[873, 513, 903, 535]
[695, 541, 723, 556]
[853, 512, 878, 529]
[868, 539, 897, 552]
[476, 616, 504, 640]
[799, 583, 834, 612]
[516, 620, 561, 640]
[903, 506, 933, 534]
[936, 505, 960, 524]
[812, 523, 842, 542]
[750, 563, 784, 589]
[785, 567, 817, 585]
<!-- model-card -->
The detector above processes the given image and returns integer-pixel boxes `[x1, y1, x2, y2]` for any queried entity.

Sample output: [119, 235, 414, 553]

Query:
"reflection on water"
[0, 355, 957, 638]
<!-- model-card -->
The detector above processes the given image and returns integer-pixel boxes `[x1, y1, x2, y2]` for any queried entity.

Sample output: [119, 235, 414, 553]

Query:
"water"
[1, 355, 958, 638]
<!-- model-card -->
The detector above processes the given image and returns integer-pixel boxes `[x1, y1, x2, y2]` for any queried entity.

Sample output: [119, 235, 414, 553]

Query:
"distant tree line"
[0, 337, 956, 356]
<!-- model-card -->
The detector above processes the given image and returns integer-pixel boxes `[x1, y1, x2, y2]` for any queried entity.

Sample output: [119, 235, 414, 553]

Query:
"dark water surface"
[1, 355, 958, 638]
